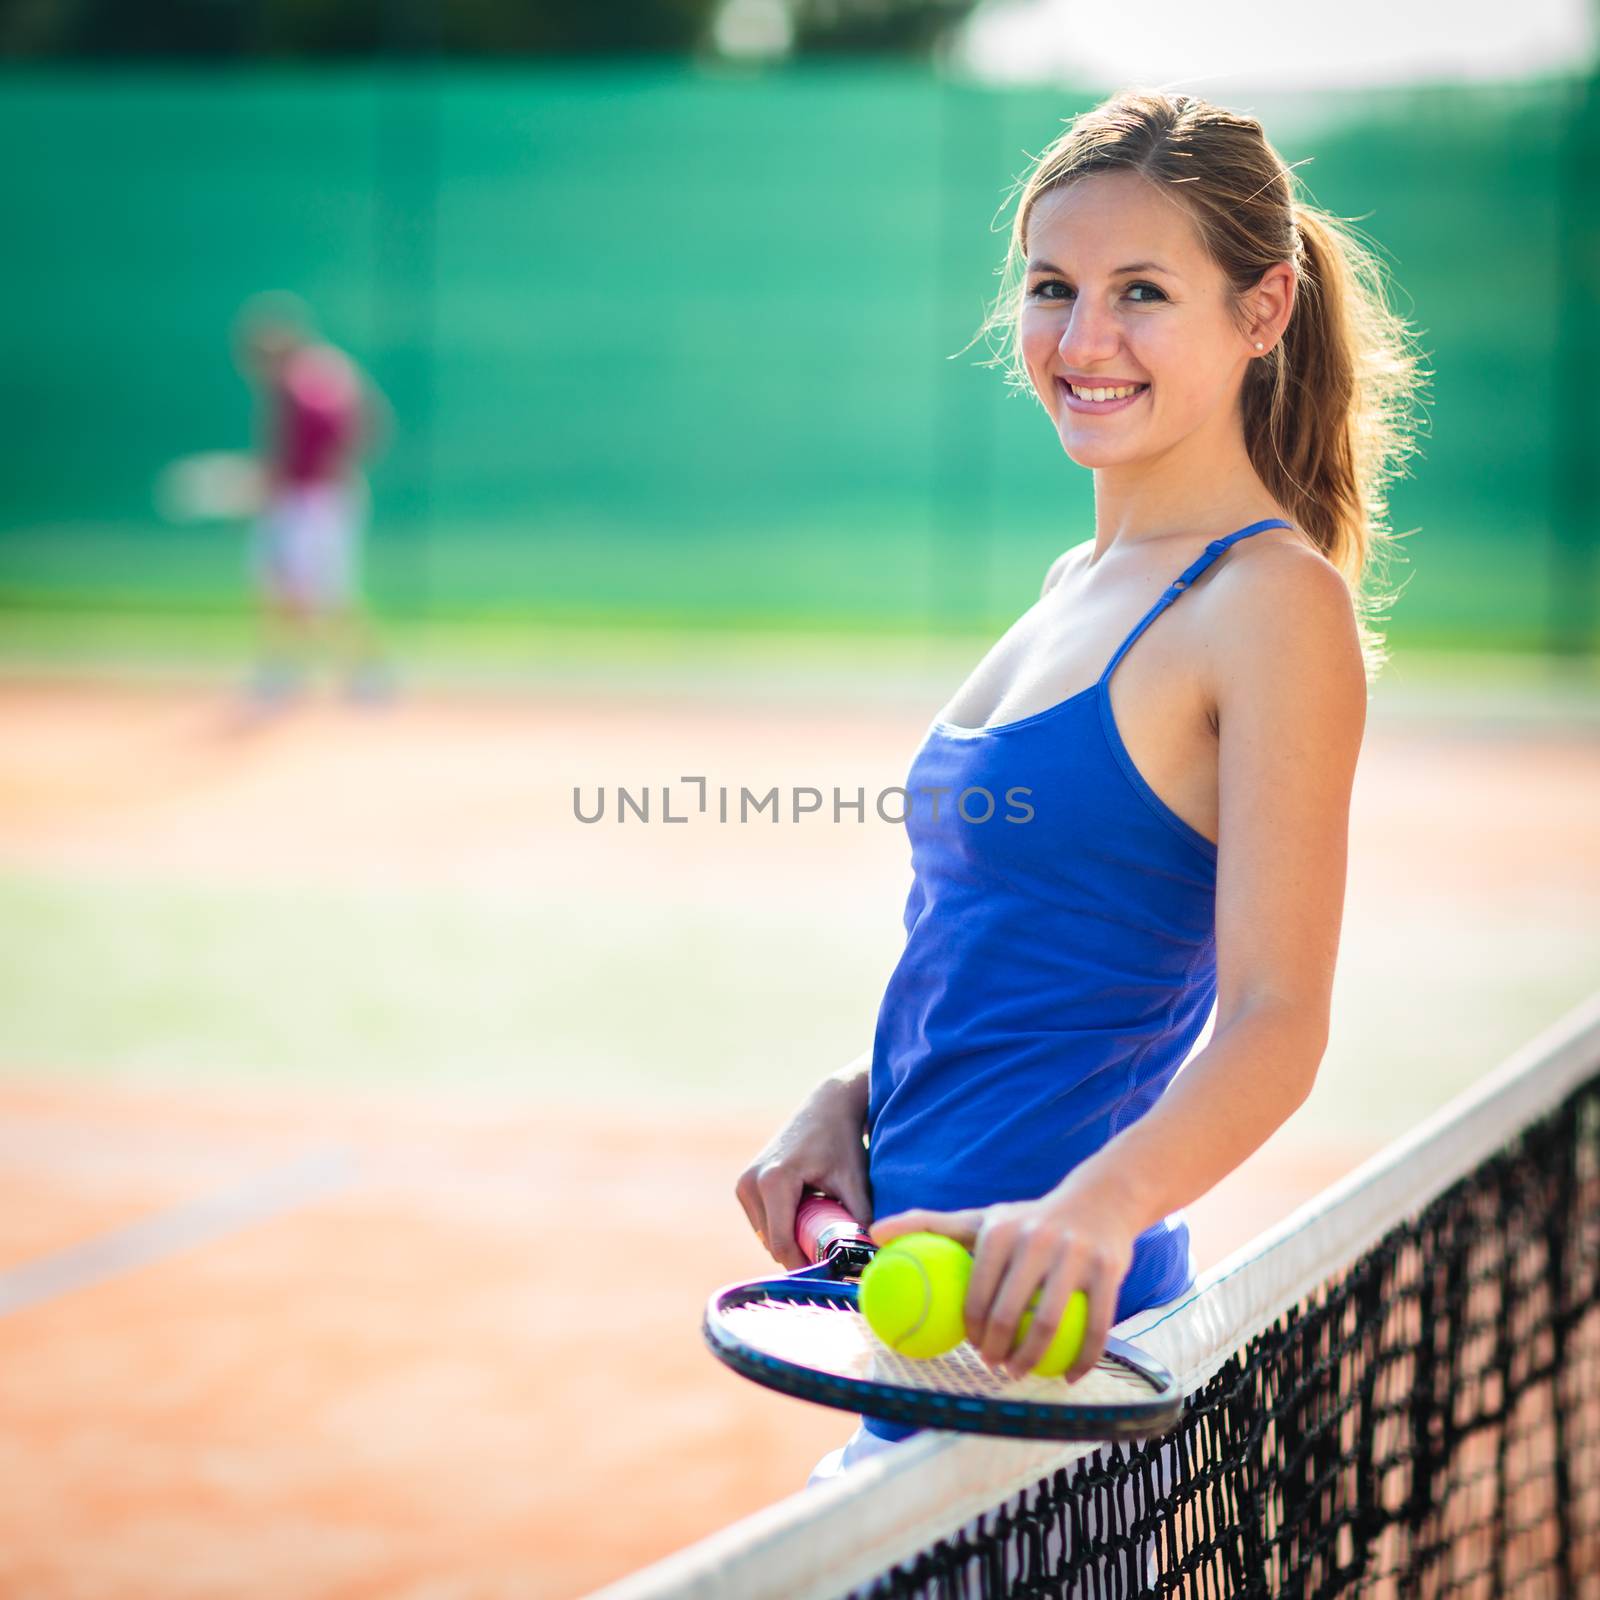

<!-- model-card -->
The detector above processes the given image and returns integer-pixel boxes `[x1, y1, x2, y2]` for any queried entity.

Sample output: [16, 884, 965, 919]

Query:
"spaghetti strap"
[1097, 518, 1293, 687]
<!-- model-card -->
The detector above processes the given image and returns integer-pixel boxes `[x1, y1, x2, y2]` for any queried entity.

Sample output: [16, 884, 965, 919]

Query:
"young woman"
[734, 88, 1426, 1484]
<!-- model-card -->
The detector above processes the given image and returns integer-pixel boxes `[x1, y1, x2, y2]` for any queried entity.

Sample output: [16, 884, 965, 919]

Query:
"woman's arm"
[872, 545, 1369, 1379]
[1054, 544, 1367, 1230]
[823, 1046, 872, 1116]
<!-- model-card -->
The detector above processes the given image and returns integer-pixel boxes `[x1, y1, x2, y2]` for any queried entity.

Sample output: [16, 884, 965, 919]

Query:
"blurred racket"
[704, 1190, 1183, 1441]
[154, 451, 266, 523]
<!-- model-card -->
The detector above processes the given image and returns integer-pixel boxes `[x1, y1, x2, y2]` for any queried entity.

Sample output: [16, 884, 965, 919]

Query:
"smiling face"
[1019, 169, 1259, 472]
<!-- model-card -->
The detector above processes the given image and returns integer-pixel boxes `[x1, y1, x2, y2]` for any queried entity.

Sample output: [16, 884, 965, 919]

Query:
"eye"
[1028, 279, 1167, 304]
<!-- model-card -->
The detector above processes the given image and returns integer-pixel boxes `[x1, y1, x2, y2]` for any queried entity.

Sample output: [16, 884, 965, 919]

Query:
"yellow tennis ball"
[859, 1232, 973, 1360]
[1013, 1288, 1089, 1377]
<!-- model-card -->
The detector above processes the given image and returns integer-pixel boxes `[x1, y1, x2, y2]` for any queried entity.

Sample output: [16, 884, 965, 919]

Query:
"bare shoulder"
[1040, 538, 1095, 600]
[1199, 534, 1368, 725]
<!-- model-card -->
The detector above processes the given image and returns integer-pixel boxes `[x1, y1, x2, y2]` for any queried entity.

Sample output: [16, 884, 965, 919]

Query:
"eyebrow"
[1027, 259, 1177, 278]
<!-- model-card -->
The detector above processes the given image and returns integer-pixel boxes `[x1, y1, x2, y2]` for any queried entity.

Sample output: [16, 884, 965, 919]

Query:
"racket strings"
[720, 1296, 1149, 1404]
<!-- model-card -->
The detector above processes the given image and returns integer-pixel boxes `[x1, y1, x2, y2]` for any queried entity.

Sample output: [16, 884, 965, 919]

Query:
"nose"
[1056, 300, 1122, 370]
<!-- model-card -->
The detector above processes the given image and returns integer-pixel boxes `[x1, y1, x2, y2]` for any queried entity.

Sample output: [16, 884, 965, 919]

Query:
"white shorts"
[252, 482, 363, 610]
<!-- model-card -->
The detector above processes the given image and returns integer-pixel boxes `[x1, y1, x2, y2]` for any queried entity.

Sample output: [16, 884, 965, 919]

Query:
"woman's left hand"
[869, 1188, 1140, 1383]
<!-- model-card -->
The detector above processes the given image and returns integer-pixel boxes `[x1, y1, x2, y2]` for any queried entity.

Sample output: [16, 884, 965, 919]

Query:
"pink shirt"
[273, 345, 361, 486]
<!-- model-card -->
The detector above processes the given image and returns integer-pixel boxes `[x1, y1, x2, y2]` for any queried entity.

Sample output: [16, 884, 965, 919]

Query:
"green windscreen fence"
[0, 63, 1593, 645]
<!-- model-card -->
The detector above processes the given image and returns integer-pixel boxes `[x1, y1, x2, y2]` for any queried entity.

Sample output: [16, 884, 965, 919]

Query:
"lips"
[1056, 377, 1150, 416]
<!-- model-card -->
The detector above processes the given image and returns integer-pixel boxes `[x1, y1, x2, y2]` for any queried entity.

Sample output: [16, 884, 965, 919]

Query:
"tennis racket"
[704, 1189, 1184, 1441]
[153, 451, 266, 523]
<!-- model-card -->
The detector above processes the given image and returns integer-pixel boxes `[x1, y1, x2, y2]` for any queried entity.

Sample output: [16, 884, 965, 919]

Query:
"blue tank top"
[859, 518, 1290, 1442]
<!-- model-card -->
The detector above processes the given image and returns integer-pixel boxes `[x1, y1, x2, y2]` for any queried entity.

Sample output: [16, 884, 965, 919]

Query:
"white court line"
[0, 1145, 357, 1318]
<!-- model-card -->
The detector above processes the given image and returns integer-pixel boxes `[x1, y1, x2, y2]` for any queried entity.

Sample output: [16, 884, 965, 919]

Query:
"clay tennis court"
[0, 669, 1596, 1598]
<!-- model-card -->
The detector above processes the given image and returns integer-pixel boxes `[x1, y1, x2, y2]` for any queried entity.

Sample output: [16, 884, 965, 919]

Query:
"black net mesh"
[843, 1075, 1600, 1599]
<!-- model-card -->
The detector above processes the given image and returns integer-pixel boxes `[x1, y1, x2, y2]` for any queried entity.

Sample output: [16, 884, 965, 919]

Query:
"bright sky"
[953, 0, 1596, 92]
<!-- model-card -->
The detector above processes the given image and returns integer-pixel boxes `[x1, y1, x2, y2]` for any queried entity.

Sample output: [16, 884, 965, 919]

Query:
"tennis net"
[591, 989, 1600, 1600]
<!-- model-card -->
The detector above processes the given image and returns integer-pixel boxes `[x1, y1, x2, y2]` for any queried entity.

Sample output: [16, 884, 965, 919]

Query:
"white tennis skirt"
[806, 1419, 899, 1488]
[251, 481, 365, 609]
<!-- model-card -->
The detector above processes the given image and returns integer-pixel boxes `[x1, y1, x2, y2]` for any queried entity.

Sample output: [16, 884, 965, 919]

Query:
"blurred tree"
[0, 0, 252, 56]
[0, 0, 723, 57]
[784, 0, 979, 55]
[0, 0, 982, 59]
[0, 0, 253, 56]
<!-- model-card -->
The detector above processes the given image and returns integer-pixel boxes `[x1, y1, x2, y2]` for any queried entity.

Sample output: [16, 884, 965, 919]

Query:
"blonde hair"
[975, 88, 1432, 683]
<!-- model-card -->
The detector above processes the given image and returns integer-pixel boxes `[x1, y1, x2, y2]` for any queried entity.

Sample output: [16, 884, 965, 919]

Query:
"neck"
[1084, 411, 1282, 567]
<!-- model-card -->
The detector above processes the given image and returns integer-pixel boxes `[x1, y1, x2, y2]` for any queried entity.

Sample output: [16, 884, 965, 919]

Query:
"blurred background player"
[231, 291, 394, 706]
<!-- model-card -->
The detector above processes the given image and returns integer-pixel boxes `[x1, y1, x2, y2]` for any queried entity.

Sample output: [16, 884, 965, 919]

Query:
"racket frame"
[704, 1194, 1184, 1442]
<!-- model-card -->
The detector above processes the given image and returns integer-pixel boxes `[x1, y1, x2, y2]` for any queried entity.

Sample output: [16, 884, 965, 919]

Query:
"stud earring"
[1255, 342, 1265, 351]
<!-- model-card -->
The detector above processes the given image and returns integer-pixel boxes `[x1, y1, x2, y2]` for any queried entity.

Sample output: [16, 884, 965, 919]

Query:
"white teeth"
[1068, 383, 1142, 402]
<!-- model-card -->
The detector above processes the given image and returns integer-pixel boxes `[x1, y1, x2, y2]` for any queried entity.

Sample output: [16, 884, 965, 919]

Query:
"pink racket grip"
[796, 1190, 872, 1265]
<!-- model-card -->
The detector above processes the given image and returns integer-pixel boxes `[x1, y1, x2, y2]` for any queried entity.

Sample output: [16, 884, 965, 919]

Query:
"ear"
[1248, 261, 1297, 352]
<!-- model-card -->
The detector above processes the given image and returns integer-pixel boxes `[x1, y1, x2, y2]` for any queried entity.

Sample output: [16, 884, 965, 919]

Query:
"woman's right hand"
[735, 1079, 872, 1271]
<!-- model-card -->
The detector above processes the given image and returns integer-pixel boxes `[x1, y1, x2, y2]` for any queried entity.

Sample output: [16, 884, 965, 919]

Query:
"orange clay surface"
[0, 674, 1596, 1598]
